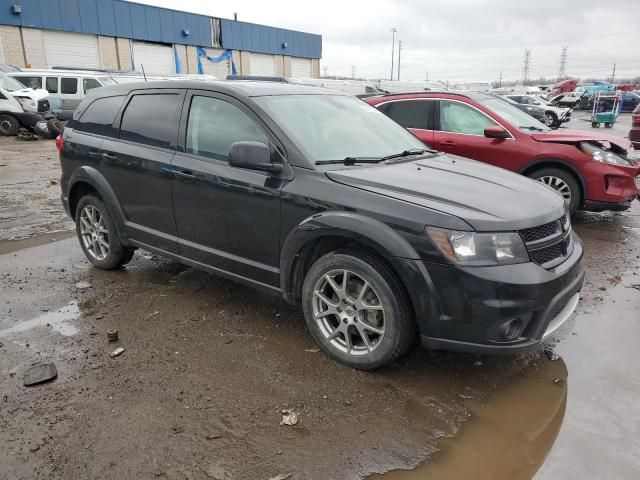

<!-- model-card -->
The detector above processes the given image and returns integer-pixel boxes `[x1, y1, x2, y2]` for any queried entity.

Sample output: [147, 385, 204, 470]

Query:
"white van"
[0, 74, 50, 136]
[375, 80, 448, 93]
[7, 69, 117, 112]
[288, 78, 385, 96]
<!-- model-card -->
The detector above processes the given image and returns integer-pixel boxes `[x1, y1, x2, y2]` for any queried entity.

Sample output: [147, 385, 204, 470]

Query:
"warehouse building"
[0, 0, 321, 78]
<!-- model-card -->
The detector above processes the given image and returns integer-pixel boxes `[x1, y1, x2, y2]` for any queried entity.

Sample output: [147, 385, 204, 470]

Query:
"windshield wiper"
[519, 125, 544, 132]
[380, 148, 432, 161]
[315, 156, 383, 166]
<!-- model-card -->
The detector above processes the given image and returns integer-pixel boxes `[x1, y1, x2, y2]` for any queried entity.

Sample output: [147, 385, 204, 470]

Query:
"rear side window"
[120, 94, 179, 149]
[439, 100, 496, 135]
[75, 95, 125, 137]
[46, 77, 59, 93]
[83, 78, 102, 93]
[382, 100, 433, 130]
[186, 96, 268, 161]
[61, 78, 78, 94]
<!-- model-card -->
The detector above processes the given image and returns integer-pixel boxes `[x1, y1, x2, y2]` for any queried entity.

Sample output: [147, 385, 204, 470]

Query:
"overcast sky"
[133, 0, 640, 83]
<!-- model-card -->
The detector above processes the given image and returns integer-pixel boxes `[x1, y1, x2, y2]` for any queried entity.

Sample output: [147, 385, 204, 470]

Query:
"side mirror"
[229, 141, 282, 173]
[484, 125, 510, 139]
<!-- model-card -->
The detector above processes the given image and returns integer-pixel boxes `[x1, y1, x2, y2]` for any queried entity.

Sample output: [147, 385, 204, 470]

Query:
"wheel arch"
[518, 158, 587, 202]
[67, 166, 128, 240]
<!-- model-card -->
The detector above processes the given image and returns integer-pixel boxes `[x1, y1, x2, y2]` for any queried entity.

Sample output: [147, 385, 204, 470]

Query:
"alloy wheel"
[545, 114, 555, 126]
[537, 175, 572, 203]
[79, 205, 110, 260]
[0, 120, 11, 134]
[312, 269, 386, 356]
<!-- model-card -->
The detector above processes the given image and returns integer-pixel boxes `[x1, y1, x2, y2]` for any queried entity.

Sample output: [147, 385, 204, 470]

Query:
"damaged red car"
[366, 92, 640, 214]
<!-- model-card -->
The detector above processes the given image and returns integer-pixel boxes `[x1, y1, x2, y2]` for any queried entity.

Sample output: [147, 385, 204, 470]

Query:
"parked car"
[366, 91, 640, 214]
[0, 74, 50, 136]
[500, 95, 547, 124]
[505, 94, 571, 127]
[630, 103, 640, 150]
[8, 69, 117, 117]
[549, 91, 585, 108]
[59, 80, 585, 369]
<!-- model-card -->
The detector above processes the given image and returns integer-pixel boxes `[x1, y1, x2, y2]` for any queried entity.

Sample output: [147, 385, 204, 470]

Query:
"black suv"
[58, 81, 585, 369]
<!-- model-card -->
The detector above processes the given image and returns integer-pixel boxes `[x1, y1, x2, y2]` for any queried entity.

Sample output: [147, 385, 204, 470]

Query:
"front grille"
[520, 219, 561, 242]
[37, 99, 50, 112]
[520, 215, 571, 268]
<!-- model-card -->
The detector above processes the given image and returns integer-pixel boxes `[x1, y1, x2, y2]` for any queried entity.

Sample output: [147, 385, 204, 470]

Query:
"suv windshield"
[0, 74, 29, 92]
[478, 97, 550, 132]
[255, 95, 426, 163]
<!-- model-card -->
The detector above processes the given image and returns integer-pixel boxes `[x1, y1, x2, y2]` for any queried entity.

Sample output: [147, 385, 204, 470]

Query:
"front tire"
[302, 248, 415, 370]
[0, 114, 19, 136]
[75, 195, 134, 270]
[529, 167, 581, 215]
[544, 112, 558, 127]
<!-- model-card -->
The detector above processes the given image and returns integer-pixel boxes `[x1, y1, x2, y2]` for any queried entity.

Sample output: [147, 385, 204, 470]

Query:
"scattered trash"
[74, 281, 92, 290]
[268, 474, 291, 480]
[629, 284, 640, 291]
[107, 329, 118, 342]
[608, 275, 622, 285]
[205, 432, 223, 440]
[224, 338, 233, 344]
[171, 425, 184, 434]
[344, 400, 352, 406]
[458, 394, 474, 400]
[545, 349, 560, 361]
[553, 378, 563, 384]
[304, 348, 321, 353]
[473, 360, 483, 366]
[109, 347, 125, 358]
[280, 409, 299, 426]
[23, 363, 57, 386]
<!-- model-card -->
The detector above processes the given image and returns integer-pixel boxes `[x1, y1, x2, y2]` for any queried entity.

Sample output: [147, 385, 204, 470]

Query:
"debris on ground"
[473, 360, 483, 366]
[280, 409, 299, 426]
[268, 474, 292, 480]
[23, 363, 58, 386]
[608, 275, 622, 285]
[545, 349, 560, 361]
[304, 347, 321, 353]
[628, 284, 640, 291]
[109, 347, 125, 358]
[553, 378, 563, 384]
[205, 432, 223, 440]
[74, 281, 92, 290]
[171, 425, 184, 434]
[107, 329, 118, 342]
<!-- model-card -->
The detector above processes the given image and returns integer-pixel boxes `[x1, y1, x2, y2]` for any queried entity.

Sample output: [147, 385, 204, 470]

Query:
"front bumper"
[582, 160, 640, 208]
[410, 234, 585, 354]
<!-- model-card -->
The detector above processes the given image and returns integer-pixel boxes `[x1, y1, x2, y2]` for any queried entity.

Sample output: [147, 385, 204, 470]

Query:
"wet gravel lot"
[1, 112, 639, 480]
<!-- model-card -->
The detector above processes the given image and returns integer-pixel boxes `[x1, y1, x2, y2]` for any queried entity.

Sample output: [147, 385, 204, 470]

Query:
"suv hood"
[530, 129, 632, 150]
[325, 153, 565, 232]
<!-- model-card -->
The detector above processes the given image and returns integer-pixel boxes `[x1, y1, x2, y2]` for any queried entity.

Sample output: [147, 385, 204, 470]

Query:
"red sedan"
[366, 92, 640, 214]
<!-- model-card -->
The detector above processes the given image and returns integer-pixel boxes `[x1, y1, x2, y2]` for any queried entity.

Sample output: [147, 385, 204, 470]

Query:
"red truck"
[549, 79, 578, 98]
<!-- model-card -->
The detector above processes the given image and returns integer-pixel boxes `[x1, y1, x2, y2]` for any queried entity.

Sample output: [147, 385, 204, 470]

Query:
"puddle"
[372, 357, 567, 480]
[0, 301, 80, 337]
[0, 230, 75, 255]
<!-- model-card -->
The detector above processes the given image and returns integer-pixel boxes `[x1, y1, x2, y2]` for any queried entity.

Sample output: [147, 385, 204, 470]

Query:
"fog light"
[502, 318, 525, 340]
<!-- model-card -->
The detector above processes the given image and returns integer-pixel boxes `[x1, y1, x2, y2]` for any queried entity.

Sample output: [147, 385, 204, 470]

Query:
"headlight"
[580, 142, 631, 166]
[425, 227, 529, 266]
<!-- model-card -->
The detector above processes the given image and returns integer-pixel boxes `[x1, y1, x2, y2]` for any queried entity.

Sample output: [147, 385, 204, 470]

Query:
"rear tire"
[302, 248, 415, 370]
[75, 195, 134, 270]
[0, 114, 19, 136]
[529, 167, 581, 215]
[544, 112, 558, 127]
[47, 119, 65, 137]
[34, 120, 56, 139]
[604, 122, 613, 128]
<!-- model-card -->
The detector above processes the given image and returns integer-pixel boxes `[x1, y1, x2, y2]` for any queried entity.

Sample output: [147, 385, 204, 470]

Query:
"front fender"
[68, 166, 128, 240]
[518, 157, 588, 198]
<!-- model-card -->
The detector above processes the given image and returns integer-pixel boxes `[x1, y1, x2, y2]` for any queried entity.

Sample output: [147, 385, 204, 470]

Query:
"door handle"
[174, 170, 197, 181]
[102, 153, 119, 161]
[442, 140, 458, 146]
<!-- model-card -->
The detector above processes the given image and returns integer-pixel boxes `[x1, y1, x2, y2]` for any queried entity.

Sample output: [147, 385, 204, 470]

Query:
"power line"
[558, 46, 568, 79]
[397, 40, 403, 81]
[390, 28, 397, 81]
[521, 49, 531, 84]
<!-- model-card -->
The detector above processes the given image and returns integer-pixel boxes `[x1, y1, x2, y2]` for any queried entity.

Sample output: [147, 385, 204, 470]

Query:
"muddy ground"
[1, 112, 639, 480]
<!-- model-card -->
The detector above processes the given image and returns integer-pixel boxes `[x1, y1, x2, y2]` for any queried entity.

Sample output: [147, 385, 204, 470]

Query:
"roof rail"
[226, 75, 290, 83]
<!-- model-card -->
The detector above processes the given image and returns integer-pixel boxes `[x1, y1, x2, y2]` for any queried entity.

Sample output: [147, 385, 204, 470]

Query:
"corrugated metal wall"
[220, 19, 321, 59]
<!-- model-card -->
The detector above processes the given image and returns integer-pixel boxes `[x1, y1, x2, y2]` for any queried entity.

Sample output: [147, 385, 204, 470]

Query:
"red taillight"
[632, 114, 640, 126]
[55, 135, 64, 153]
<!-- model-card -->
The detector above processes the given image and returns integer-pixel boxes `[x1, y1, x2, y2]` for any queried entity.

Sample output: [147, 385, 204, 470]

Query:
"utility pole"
[390, 28, 397, 81]
[521, 49, 531, 85]
[425, 72, 429, 81]
[351, 65, 355, 79]
[498, 71, 503, 88]
[397, 41, 402, 81]
[558, 46, 568, 80]
[323, 65, 328, 77]
[611, 63, 617, 83]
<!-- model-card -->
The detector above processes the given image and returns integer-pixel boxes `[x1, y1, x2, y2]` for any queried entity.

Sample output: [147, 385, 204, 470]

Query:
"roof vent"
[11, 4, 22, 14]
[282, 42, 288, 49]
[182, 28, 190, 36]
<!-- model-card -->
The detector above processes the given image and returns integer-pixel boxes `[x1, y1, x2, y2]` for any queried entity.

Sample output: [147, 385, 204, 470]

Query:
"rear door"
[170, 90, 283, 287]
[432, 99, 515, 169]
[100, 89, 184, 252]
[378, 99, 435, 146]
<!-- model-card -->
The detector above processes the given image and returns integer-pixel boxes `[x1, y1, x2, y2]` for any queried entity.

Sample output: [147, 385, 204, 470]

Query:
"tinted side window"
[83, 78, 102, 93]
[75, 95, 125, 137]
[16, 76, 42, 89]
[383, 100, 432, 130]
[46, 77, 59, 93]
[186, 96, 268, 161]
[61, 78, 78, 94]
[120, 94, 179, 149]
[439, 100, 496, 135]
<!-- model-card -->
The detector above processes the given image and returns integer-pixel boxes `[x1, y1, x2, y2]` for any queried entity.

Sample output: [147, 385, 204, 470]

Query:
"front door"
[171, 91, 284, 288]
[432, 99, 514, 169]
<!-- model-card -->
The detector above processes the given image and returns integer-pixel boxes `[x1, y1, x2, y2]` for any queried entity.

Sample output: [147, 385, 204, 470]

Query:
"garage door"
[132, 42, 174, 75]
[200, 48, 230, 78]
[250, 53, 276, 76]
[291, 58, 312, 78]
[43, 31, 101, 69]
